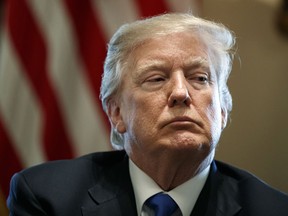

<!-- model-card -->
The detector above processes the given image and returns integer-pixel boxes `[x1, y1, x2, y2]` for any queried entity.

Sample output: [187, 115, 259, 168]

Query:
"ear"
[221, 108, 228, 130]
[107, 99, 126, 134]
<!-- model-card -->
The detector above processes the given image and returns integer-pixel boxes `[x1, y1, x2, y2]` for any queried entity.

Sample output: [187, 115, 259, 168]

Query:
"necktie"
[144, 193, 179, 216]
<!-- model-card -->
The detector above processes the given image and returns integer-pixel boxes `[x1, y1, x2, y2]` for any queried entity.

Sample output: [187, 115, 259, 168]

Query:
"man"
[7, 13, 288, 216]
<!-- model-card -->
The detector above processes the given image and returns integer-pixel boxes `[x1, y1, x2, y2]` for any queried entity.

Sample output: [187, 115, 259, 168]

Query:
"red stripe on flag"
[135, 0, 168, 17]
[0, 117, 23, 197]
[6, 0, 75, 160]
[63, 0, 110, 129]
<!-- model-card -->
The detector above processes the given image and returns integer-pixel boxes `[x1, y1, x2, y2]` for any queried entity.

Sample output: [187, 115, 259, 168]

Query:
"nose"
[167, 73, 192, 107]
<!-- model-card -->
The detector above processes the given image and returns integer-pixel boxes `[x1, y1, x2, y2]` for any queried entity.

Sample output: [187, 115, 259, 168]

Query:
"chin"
[167, 136, 212, 153]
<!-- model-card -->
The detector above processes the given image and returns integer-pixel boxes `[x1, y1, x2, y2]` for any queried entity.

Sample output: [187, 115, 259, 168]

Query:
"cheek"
[134, 96, 162, 125]
[195, 91, 222, 128]
[207, 102, 222, 127]
[123, 93, 162, 130]
[135, 91, 165, 111]
[205, 95, 223, 143]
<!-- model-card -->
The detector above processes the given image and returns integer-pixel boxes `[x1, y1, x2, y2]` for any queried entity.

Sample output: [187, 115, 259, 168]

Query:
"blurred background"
[0, 0, 287, 214]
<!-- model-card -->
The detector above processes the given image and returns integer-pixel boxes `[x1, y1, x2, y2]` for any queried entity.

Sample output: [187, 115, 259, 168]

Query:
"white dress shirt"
[129, 159, 210, 216]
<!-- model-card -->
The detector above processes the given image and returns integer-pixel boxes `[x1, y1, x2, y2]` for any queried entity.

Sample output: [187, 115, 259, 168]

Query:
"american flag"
[0, 0, 201, 214]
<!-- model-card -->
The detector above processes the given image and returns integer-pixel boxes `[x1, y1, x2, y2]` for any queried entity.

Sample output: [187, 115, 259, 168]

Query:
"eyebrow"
[184, 56, 210, 70]
[134, 58, 171, 76]
[134, 56, 210, 77]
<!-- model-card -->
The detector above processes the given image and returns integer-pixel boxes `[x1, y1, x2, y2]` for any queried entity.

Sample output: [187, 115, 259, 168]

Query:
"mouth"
[162, 116, 203, 129]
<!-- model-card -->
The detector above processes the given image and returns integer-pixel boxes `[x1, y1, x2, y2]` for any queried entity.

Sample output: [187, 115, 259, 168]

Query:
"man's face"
[109, 32, 225, 163]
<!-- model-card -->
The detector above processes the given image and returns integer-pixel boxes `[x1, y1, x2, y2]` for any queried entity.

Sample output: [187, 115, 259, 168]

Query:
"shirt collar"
[129, 159, 210, 216]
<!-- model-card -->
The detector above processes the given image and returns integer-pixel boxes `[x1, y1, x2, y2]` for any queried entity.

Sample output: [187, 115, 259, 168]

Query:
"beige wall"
[203, 0, 288, 193]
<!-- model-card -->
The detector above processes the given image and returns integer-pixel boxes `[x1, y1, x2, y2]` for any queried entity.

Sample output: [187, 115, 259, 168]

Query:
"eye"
[187, 74, 209, 84]
[195, 75, 208, 83]
[140, 74, 166, 91]
[145, 75, 166, 83]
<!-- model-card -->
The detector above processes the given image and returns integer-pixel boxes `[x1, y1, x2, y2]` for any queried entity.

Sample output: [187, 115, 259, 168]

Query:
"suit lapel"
[80, 153, 242, 216]
[81, 153, 137, 216]
[191, 161, 242, 216]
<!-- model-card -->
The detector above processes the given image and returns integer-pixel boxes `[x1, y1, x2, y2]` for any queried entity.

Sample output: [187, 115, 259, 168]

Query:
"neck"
[130, 149, 214, 191]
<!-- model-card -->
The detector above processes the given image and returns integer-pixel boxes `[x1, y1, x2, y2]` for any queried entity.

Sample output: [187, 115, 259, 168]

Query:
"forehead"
[126, 32, 209, 72]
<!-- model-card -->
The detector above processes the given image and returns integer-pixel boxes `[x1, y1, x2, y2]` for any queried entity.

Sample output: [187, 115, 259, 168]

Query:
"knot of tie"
[144, 193, 179, 216]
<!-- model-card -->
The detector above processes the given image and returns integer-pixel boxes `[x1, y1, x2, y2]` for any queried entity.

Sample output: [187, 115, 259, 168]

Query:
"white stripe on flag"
[0, 32, 46, 166]
[29, 0, 110, 156]
[93, 0, 140, 39]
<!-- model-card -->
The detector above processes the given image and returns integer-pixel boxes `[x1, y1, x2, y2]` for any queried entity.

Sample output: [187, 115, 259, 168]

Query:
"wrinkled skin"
[108, 32, 226, 190]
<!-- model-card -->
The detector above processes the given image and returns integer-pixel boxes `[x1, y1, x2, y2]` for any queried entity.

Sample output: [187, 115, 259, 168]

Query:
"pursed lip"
[162, 116, 202, 128]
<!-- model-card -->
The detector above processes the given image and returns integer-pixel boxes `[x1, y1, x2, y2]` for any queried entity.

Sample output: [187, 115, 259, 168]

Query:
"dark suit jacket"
[7, 150, 288, 216]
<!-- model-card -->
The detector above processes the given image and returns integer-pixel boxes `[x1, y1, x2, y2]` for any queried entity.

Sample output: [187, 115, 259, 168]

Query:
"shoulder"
[10, 150, 128, 200]
[17, 150, 127, 182]
[8, 150, 128, 215]
[215, 160, 288, 215]
[215, 160, 288, 197]
[214, 160, 260, 181]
